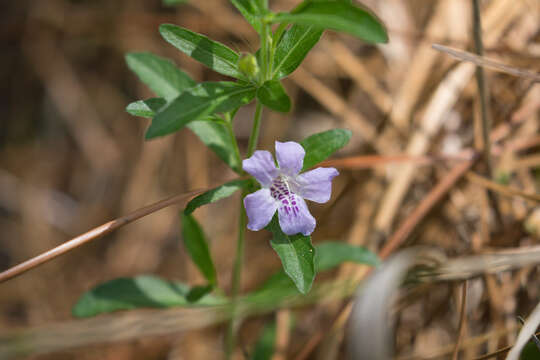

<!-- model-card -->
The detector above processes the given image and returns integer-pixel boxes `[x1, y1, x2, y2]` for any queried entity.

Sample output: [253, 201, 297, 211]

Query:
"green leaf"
[267, 216, 316, 294]
[249, 242, 378, 298]
[230, 0, 263, 33]
[185, 284, 214, 303]
[163, 0, 188, 6]
[126, 101, 241, 170]
[272, 24, 323, 79]
[185, 179, 249, 214]
[125, 52, 195, 101]
[160, 24, 244, 79]
[181, 213, 218, 286]
[72, 275, 225, 318]
[256, 80, 291, 112]
[187, 118, 242, 172]
[126, 98, 167, 118]
[145, 81, 256, 139]
[315, 242, 379, 271]
[272, 2, 388, 43]
[300, 128, 351, 170]
[251, 322, 277, 360]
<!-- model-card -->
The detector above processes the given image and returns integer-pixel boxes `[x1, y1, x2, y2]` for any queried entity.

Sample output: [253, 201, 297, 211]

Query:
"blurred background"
[1, 0, 539, 359]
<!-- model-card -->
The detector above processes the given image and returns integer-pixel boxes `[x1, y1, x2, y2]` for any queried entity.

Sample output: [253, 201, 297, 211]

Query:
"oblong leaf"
[252, 242, 379, 297]
[256, 80, 291, 112]
[126, 100, 241, 171]
[185, 179, 249, 214]
[126, 98, 167, 118]
[267, 216, 316, 294]
[125, 52, 195, 101]
[272, 2, 388, 43]
[272, 24, 323, 79]
[160, 24, 243, 79]
[181, 213, 217, 286]
[300, 128, 352, 170]
[145, 82, 256, 139]
[72, 275, 225, 318]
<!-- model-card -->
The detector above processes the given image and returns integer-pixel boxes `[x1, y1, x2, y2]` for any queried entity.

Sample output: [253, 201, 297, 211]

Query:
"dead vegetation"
[1, 0, 540, 359]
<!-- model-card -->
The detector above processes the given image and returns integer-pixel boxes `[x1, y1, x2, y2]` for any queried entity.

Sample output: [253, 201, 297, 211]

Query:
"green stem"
[225, 101, 263, 358]
[247, 101, 264, 158]
[225, 193, 247, 359]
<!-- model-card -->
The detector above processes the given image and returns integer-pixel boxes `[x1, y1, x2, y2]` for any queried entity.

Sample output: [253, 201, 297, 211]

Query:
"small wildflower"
[243, 141, 339, 236]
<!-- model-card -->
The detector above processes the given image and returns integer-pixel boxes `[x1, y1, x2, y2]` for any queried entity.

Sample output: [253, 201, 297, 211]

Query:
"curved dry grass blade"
[0, 189, 205, 283]
[506, 301, 540, 360]
[433, 44, 540, 82]
[423, 246, 540, 282]
[347, 249, 441, 360]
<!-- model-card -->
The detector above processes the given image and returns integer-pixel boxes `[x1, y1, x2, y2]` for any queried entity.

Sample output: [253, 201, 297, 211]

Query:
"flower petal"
[278, 195, 316, 236]
[275, 141, 305, 176]
[294, 167, 339, 203]
[244, 188, 278, 231]
[243, 150, 279, 187]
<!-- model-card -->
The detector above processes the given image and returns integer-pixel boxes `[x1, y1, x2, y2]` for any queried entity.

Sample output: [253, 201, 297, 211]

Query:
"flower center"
[269, 176, 300, 217]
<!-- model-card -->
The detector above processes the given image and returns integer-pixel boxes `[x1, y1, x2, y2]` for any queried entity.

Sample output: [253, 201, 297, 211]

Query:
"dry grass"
[1, 0, 539, 359]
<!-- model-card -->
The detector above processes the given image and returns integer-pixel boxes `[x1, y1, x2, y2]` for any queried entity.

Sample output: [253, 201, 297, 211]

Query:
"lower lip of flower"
[269, 176, 299, 216]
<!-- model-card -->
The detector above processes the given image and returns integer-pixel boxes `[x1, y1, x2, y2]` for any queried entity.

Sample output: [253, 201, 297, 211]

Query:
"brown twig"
[466, 172, 540, 203]
[0, 189, 205, 283]
[379, 154, 477, 259]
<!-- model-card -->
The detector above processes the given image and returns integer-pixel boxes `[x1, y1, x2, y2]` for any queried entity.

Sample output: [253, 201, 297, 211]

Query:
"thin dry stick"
[0, 189, 205, 283]
[379, 155, 476, 259]
[432, 44, 540, 82]
[466, 172, 540, 203]
[471, 0, 502, 230]
[452, 281, 468, 360]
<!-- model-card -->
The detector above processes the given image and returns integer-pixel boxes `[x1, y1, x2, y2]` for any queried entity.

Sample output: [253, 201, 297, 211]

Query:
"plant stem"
[247, 101, 264, 158]
[225, 191, 247, 359]
[225, 101, 263, 358]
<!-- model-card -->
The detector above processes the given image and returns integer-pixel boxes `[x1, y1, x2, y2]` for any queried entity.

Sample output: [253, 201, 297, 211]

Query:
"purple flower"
[243, 141, 339, 236]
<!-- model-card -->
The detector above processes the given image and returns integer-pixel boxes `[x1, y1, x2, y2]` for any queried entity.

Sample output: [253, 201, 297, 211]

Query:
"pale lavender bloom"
[243, 141, 339, 236]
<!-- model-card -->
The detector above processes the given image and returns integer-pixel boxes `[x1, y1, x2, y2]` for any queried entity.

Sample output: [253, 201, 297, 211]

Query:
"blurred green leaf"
[315, 242, 379, 271]
[72, 275, 225, 318]
[125, 52, 195, 101]
[251, 322, 277, 360]
[160, 24, 244, 79]
[185, 285, 214, 303]
[300, 128, 351, 170]
[230, 0, 264, 33]
[145, 82, 256, 139]
[267, 216, 316, 294]
[162, 0, 188, 6]
[520, 340, 540, 360]
[187, 118, 242, 172]
[256, 80, 291, 112]
[272, 2, 388, 43]
[185, 179, 249, 214]
[126, 98, 167, 118]
[181, 213, 218, 286]
[272, 24, 323, 79]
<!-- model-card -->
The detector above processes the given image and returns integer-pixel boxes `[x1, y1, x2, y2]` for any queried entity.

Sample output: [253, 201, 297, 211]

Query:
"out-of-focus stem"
[247, 101, 264, 158]
[472, 0, 502, 227]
